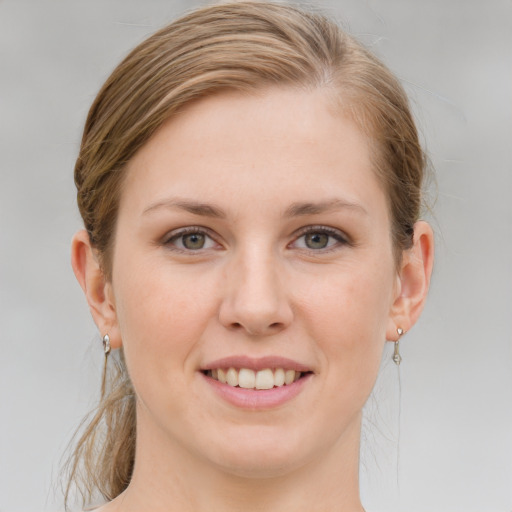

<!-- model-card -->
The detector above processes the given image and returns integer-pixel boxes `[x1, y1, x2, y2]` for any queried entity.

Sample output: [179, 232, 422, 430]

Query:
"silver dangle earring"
[102, 334, 111, 355]
[393, 327, 404, 365]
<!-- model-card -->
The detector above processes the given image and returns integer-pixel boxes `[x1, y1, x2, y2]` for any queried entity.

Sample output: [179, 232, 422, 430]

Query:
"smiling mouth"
[202, 368, 312, 390]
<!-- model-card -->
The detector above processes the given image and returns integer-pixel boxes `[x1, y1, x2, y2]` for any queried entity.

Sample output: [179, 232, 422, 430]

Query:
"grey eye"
[166, 230, 217, 251]
[292, 227, 347, 251]
[182, 233, 206, 250]
[304, 232, 330, 249]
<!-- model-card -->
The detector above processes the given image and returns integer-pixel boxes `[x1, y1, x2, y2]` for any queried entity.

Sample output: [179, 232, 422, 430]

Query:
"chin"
[202, 424, 315, 478]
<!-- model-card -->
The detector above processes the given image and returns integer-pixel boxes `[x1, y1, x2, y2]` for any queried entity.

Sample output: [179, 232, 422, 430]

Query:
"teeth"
[274, 368, 285, 387]
[217, 368, 227, 384]
[209, 367, 304, 389]
[255, 368, 274, 389]
[285, 369, 295, 385]
[238, 369, 255, 389]
[226, 367, 238, 387]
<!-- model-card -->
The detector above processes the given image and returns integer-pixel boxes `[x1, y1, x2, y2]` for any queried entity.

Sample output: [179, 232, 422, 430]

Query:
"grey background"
[0, 1, 511, 511]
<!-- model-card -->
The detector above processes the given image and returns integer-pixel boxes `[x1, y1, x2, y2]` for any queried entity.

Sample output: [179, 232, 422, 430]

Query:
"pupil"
[306, 233, 328, 249]
[183, 233, 205, 249]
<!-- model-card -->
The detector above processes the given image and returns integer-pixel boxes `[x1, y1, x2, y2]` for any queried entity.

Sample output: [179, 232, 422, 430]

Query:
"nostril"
[228, 321, 285, 336]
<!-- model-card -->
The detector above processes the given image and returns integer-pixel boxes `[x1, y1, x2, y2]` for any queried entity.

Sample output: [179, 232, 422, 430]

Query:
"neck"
[107, 412, 365, 512]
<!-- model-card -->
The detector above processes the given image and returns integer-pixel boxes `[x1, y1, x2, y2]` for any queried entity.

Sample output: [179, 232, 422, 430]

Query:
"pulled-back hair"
[66, 1, 426, 508]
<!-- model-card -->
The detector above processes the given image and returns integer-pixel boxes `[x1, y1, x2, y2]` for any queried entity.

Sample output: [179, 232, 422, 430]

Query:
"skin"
[72, 87, 434, 512]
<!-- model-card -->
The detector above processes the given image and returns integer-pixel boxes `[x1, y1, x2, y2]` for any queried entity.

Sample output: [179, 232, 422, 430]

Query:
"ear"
[386, 221, 434, 340]
[71, 229, 122, 349]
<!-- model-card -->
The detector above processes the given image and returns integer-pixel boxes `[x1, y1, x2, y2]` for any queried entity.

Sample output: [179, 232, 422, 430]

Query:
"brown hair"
[66, 0, 426, 507]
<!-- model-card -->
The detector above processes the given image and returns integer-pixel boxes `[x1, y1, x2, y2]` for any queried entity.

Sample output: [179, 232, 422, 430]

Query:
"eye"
[292, 226, 348, 251]
[165, 228, 218, 251]
[303, 232, 331, 250]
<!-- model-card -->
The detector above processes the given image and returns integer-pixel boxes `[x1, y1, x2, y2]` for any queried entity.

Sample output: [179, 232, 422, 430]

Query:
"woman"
[67, 1, 433, 511]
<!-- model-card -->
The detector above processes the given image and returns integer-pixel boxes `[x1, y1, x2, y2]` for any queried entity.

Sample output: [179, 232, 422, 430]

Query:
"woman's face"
[109, 88, 401, 476]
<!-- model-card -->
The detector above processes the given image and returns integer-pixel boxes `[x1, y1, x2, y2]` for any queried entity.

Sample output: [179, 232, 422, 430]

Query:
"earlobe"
[71, 230, 122, 349]
[387, 221, 434, 340]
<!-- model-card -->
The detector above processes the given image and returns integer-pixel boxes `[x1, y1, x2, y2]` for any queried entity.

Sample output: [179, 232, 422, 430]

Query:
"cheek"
[111, 260, 219, 388]
[301, 263, 393, 336]
[111, 267, 221, 430]
[306, 284, 390, 426]
[298, 264, 394, 386]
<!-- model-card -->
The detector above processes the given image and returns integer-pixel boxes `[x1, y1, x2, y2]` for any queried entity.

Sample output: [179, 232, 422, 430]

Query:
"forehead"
[120, 87, 387, 219]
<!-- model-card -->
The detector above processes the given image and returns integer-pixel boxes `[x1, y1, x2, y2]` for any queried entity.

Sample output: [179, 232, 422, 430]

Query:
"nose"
[218, 246, 293, 336]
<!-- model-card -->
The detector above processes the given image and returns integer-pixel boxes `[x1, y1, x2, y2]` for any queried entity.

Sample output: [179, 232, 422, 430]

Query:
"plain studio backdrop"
[0, 1, 511, 511]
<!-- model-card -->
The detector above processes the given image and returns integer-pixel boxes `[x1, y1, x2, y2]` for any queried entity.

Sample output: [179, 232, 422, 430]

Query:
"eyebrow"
[284, 198, 367, 217]
[143, 198, 227, 218]
[142, 197, 367, 218]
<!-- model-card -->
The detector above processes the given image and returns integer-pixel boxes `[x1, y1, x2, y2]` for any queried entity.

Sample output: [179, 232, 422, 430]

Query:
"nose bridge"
[219, 241, 292, 335]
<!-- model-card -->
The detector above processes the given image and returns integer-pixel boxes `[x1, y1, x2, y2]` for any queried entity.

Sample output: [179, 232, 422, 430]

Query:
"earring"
[393, 327, 404, 365]
[102, 334, 111, 355]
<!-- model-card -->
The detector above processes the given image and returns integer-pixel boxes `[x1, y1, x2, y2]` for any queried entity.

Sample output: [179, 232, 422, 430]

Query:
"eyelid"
[162, 226, 222, 251]
[289, 225, 351, 250]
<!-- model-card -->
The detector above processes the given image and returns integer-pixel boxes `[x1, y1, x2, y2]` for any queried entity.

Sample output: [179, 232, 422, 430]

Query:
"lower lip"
[201, 373, 312, 410]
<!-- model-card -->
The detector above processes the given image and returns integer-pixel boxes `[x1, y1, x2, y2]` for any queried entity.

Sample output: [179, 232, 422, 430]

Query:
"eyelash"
[162, 225, 350, 253]
[163, 226, 220, 253]
[290, 225, 350, 252]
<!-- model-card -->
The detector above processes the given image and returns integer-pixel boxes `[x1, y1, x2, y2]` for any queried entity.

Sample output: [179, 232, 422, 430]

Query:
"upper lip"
[201, 355, 313, 373]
